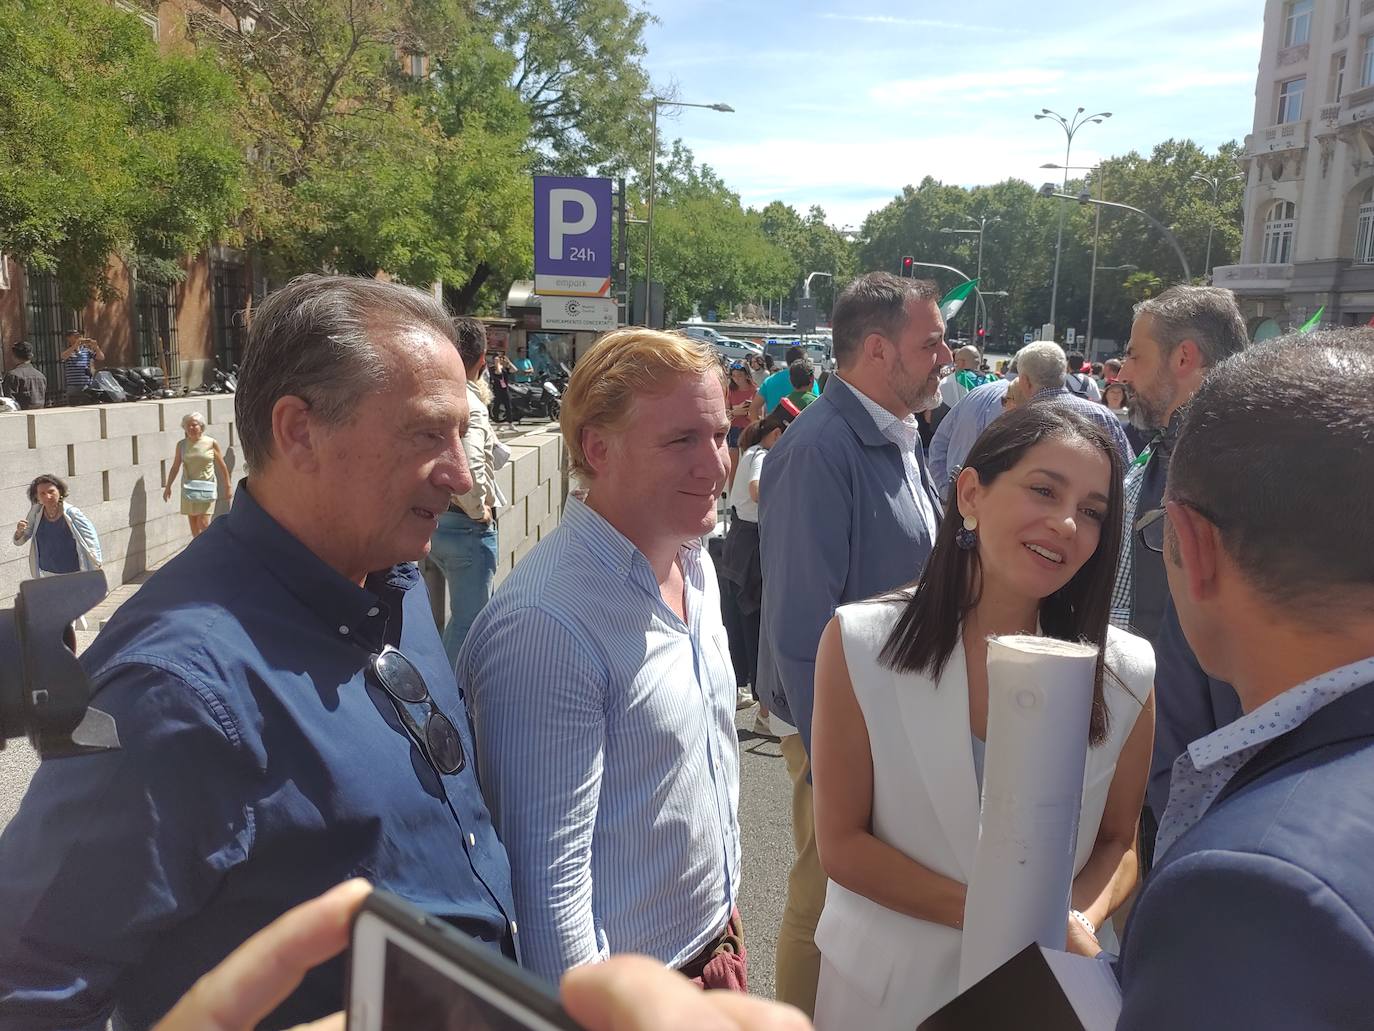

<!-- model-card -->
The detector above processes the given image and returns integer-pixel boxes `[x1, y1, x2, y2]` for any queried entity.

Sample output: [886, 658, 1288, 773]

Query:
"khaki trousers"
[775, 733, 825, 1017]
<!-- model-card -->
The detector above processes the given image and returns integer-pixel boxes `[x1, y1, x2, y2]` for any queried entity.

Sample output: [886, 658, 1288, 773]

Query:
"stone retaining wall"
[2, 398, 566, 613]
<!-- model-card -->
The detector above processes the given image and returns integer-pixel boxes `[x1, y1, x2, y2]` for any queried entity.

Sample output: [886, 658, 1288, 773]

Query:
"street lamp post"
[1041, 187, 1192, 282]
[1191, 171, 1245, 282]
[644, 97, 734, 326]
[1086, 264, 1136, 358]
[803, 271, 832, 299]
[1034, 107, 1111, 336]
[940, 212, 999, 341]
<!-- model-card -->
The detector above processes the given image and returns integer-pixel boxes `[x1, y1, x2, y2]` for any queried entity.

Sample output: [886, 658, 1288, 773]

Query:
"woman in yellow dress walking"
[163, 411, 232, 538]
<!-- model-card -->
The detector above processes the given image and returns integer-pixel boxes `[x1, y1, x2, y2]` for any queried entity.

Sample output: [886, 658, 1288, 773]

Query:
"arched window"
[1262, 201, 1296, 264]
[1356, 186, 1374, 264]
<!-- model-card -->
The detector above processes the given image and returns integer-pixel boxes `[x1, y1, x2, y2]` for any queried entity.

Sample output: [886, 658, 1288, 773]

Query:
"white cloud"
[869, 69, 1066, 107]
[819, 11, 1021, 33]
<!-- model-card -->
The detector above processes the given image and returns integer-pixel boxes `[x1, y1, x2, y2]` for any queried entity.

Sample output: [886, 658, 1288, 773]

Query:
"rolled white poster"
[957, 634, 1101, 993]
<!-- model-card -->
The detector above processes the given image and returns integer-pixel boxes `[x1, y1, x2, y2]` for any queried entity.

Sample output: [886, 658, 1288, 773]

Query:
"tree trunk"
[446, 262, 492, 314]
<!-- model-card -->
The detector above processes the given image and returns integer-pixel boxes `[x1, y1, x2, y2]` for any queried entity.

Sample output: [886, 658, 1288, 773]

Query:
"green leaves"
[0, 0, 243, 305]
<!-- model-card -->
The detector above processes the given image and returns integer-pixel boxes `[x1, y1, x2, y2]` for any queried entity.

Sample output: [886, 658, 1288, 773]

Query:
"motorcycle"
[493, 369, 561, 423]
[188, 364, 238, 396]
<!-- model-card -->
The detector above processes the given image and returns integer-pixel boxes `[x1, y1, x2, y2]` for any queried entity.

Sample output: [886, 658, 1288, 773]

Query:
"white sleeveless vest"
[813, 596, 1154, 1031]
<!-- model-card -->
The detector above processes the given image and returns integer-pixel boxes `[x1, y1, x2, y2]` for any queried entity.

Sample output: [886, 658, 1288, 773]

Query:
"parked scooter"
[494, 370, 561, 423]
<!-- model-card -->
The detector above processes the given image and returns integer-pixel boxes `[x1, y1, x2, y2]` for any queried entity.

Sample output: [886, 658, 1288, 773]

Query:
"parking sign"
[534, 176, 612, 297]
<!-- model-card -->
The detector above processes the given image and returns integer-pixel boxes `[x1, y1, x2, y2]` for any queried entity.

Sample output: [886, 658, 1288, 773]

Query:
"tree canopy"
[0, 0, 243, 305]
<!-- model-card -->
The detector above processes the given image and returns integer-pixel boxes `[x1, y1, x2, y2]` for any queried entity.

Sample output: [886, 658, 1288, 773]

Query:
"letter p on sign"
[533, 176, 613, 297]
[548, 189, 596, 261]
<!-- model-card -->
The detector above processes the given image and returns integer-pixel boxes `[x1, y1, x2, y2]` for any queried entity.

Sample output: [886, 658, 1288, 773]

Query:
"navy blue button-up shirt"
[0, 485, 515, 1030]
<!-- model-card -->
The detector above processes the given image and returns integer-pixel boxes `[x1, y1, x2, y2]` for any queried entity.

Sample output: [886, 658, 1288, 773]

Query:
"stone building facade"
[1216, 0, 1374, 335]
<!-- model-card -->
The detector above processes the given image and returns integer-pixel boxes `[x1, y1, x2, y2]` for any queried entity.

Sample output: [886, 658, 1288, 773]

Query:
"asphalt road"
[732, 710, 795, 1000]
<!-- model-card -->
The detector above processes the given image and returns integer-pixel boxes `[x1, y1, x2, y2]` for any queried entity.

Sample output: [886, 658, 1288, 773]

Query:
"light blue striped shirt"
[459, 494, 741, 982]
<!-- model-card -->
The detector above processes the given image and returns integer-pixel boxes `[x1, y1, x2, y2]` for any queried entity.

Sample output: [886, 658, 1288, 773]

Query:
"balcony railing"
[1278, 43, 1309, 67]
[1320, 103, 1342, 123]
[1247, 119, 1309, 156]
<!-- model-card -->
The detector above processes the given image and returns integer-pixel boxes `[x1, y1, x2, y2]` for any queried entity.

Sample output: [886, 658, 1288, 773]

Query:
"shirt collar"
[832, 374, 918, 435]
[224, 481, 416, 648]
[1032, 385, 1069, 401]
[1186, 655, 1374, 770]
[562, 491, 703, 584]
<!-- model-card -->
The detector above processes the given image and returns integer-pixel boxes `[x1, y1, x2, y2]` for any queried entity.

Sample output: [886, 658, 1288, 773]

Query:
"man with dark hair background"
[1095, 329, 1374, 1026]
[4, 341, 47, 409]
[430, 315, 503, 664]
[757, 270, 950, 1016]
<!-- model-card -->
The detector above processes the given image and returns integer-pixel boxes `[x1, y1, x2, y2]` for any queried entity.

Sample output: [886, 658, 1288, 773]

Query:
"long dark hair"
[737, 408, 791, 453]
[878, 403, 1126, 745]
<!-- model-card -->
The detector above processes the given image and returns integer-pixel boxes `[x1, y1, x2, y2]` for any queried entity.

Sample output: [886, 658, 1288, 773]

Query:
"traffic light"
[901, 255, 914, 277]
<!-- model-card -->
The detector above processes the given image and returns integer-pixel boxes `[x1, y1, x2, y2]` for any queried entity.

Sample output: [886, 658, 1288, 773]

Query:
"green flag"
[939, 279, 979, 322]
[1298, 306, 1325, 333]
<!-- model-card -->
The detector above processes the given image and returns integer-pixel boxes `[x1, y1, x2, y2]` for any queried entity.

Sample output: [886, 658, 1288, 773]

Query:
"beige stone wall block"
[68, 437, 136, 477]
[98, 403, 162, 439]
[2, 444, 71, 490]
[28, 408, 103, 449]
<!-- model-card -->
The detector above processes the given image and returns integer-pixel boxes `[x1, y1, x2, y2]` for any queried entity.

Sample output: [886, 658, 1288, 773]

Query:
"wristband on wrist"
[1070, 909, 1096, 935]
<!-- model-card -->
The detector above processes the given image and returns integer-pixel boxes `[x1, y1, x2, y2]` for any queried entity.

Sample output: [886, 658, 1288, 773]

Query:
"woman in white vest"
[810, 402, 1155, 1030]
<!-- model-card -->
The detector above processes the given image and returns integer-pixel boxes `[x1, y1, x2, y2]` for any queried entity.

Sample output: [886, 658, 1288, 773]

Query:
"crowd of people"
[0, 271, 1372, 1031]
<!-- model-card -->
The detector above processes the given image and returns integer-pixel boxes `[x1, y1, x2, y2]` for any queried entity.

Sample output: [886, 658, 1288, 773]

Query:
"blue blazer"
[1117, 679, 1374, 1029]
[756, 376, 942, 754]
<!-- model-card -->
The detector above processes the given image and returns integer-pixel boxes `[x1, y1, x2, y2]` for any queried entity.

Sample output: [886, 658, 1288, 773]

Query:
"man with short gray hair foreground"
[1105, 329, 1374, 1026]
[0, 275, 517, 1030]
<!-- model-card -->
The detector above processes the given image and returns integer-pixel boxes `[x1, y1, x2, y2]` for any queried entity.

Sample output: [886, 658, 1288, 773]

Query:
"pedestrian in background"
[430, 316, 502, 666]
[749, 353, 769, 388]
[726, 362, 757, 491]
[462, 328, 744, 989]
[757, 272, 950, 1016]
[490, 353, 516, 426]
[4, 341, 47, 409]
[1007, 343, 1134, 468]
[59, 330, 103, 406]
[786, 359, 817, 411]
[1065, 351, 1102, 401]
[753, 344, 818, 418]
[11, 473, 102, 651]
[721, 403, 797, 732]
[13, 473, 103, 579]
[163, 411, 232, 539]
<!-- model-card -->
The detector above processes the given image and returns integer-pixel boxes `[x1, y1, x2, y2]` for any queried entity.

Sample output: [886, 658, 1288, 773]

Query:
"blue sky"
[641, 0, 1266, 228]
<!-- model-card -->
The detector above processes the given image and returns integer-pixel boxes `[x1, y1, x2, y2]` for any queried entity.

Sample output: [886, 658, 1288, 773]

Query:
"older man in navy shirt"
[0, 276, 516, 1030]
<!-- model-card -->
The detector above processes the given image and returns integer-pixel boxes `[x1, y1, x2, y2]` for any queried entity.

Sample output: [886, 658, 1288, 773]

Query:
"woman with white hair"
[163, 411, 231, 538]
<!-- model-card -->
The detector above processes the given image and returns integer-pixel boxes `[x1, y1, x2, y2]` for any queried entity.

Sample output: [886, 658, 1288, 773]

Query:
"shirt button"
[338, 625, 350, 635]
[468, 833, 476, 847]
[367, 607, 380, 617]
[510, 920, 518, 936]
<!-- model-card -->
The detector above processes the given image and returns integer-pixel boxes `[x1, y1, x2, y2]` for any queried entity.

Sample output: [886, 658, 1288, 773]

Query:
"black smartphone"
[347, 890, 584, 1031]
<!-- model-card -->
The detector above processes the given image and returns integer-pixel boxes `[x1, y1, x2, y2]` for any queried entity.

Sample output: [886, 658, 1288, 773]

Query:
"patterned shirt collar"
[832, 373, 920, 442]
[1155, 655, 1374, 859]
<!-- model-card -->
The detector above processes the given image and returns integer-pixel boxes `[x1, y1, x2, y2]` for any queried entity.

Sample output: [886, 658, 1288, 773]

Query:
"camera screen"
[381, 940, 547, 1031]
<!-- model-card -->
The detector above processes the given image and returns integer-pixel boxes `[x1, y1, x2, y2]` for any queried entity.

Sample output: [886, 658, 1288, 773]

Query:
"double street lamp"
[1191, 171, 1245, 281]
[643, 97, 733, 326]
[1034, 107, 1111, 334]
[940, 212, 999, 340]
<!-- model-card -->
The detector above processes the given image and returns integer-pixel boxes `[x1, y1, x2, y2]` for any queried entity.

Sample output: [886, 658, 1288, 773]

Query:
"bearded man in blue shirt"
[0, 276, 517, 1030]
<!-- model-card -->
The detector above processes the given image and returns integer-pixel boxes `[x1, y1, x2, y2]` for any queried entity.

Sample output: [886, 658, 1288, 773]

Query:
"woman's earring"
[956, 515, 979, 551]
